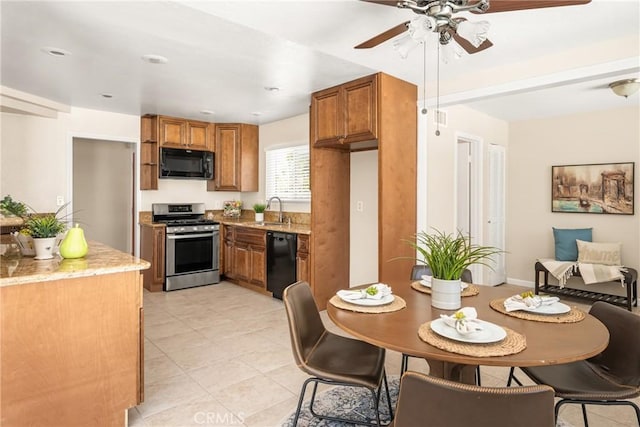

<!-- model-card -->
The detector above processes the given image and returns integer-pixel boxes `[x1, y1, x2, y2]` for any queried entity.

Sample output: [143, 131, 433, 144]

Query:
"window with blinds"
[265, 144, 311, 201]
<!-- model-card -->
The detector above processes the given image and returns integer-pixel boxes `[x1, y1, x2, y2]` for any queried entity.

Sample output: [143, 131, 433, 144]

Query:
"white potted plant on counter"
[24, 210, 67, 260]
[409, 229, 502, 310]
[253, 203, 266, 223]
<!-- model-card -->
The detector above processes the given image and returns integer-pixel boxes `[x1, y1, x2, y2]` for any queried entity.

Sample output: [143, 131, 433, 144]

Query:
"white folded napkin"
[337, 283, 392, 301]
[440, 307, 483, 335]
[503, 293, 560, 312]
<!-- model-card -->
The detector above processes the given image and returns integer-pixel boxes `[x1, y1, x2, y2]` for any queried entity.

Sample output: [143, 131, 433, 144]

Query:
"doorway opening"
[72, 137, 136, 254]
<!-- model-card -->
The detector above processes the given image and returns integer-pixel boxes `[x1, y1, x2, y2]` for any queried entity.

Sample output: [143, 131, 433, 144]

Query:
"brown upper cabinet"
[207, 123, 258, 192]
[311, 74, 378, 150]
[140, 114, 214, 190]
[158, 116, 212, 150]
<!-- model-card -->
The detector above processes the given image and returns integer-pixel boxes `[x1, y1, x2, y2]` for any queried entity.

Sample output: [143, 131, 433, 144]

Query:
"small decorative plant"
[408, 228, 502, 281]
[0, 195, 28, 218]
[24, 214, 67, 238]
[253, 203, 267, 213]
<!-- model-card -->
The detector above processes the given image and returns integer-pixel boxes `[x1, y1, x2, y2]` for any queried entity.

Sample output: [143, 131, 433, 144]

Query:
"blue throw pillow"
[552, 227, 593, 261]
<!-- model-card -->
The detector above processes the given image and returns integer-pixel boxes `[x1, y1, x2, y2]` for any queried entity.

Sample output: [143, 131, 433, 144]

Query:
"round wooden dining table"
[327, 281, 609, 384]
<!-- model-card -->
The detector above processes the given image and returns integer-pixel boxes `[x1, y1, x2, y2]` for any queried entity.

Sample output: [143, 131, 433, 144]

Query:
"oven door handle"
[167, 233, 214, 240]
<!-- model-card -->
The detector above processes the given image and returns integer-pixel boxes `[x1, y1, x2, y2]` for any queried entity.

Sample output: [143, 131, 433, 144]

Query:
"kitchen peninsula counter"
[0, 240, 150, 286]
[1, 242, 148, 426]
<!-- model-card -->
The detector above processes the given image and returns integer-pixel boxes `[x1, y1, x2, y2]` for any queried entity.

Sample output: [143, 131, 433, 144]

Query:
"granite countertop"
[217, 218, 311, 235]
[139, 217, 311, 235]
[0, 241, 150, 287]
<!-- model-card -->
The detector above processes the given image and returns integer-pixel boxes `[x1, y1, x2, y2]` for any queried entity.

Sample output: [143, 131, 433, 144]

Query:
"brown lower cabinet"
[222, 225, 267, 293]
[140, 223, 165, 292]
[1, 270, 144, 426]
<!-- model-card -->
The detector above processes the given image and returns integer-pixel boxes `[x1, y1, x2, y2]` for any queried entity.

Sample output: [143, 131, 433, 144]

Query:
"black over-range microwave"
[160, 147, 214, 180]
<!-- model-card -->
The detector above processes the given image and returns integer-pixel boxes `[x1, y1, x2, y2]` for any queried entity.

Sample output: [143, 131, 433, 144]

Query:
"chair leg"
[305, 376, 390, 426]
[580, 403, 589, 427]
[475, 366, 481, 386]
[506, 367, 523, 387]
[292, 377, 314, 427]
[382, 371, 393, 420]
[400, 353, 408, 376]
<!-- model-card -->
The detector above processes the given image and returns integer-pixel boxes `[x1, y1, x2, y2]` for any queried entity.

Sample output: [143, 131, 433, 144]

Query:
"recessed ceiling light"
[141, 54, 168, 64]
[251, 112, 262, 116]
[101, 93, 113, 99]
[200, 110, 215, 115]
[41, 47, 72, 57]
[264, 86, 280, 92]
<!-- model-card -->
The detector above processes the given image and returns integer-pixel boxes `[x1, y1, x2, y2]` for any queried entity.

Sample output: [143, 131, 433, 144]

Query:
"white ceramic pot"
[431, 278, 462, 310]
[33, 237, 57, 260]
[255, 212, 264, 222]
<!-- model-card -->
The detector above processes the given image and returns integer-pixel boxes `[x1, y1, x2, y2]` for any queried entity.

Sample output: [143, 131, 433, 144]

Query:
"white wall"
[1, 108, 138, 214]
[506, 106, 640, 284]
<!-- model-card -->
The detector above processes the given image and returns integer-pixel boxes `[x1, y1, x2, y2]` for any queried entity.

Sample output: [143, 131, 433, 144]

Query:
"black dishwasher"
[266, 231, 297, 299]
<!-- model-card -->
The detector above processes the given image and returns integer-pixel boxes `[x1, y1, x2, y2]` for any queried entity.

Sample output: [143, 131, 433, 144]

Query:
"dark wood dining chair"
[283, 281, 393, 426]
[392, 371, 555, 427]
[402, 265, 480, 383]
[508, 301, 640, 426]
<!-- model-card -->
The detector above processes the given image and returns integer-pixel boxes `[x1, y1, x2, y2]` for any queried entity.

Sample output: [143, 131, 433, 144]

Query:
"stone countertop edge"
[139, 218, 311, 235]
[0, 241, 150, 287]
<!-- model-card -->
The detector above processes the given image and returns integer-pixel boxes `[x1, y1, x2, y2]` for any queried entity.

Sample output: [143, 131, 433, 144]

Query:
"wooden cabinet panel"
[159, 116, 187, 147]
[1, 270, 143, 425]
[311, 74, 377, 148]
[296, 234, 310, 283]
[311, 86, 342, 146]
[249, 247, 266, 287]
[209, 123, 258, 192]
[343, 75, 377, 144]
[234, 243, 250, 282]
[140, 224, 165, 292]
[140, 115, 159, 190]
[222, 225, 235, 279]
[187, 121, 211, 150]
[215, 125, 240, 190]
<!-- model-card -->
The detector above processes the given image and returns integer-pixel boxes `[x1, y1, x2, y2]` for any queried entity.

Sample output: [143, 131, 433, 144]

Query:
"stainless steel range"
[152, 203, 220, 291]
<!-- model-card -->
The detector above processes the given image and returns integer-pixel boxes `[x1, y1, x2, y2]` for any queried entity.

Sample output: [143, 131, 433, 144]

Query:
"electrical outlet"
[356, 201, 364, 212]
[56, 196, 65, 206]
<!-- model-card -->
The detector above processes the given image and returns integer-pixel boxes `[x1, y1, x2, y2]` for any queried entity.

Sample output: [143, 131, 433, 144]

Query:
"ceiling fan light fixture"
[609, 79, 640, 98]
[456, 20, 491, 48]
[393, 33, 420, 59]
[440, 39, 464, 63]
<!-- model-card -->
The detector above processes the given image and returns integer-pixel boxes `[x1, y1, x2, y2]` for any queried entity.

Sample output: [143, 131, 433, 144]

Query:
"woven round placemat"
[411, 281, 480, 297]
[489, 298, 586, 323]
[328, 295, 407, 313]
[418, 321, 526, 357]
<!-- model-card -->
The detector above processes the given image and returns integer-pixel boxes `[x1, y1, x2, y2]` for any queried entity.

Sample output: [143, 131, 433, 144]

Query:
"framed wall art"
[552, 162, 634, 215]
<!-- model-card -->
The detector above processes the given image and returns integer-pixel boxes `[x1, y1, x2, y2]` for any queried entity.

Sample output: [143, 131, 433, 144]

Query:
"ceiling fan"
[356, 0, 592, 56]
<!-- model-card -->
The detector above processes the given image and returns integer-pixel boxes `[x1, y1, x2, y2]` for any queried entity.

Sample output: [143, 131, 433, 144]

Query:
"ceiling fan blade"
[355, 21, 410, 49]
[360, 0, 401, 6]
[450, 30, 494, 54]
[473, 0, 591, 14]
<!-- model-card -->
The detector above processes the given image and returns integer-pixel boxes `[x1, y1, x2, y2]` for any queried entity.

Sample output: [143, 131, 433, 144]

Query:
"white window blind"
[265, 144, 310, 202]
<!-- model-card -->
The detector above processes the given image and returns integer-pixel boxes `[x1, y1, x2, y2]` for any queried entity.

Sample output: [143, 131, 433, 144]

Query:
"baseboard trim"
[507, 278, 534, 288]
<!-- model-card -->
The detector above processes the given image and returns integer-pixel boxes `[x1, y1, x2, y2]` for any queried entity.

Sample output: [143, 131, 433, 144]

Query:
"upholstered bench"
[534, 261, 638, 311]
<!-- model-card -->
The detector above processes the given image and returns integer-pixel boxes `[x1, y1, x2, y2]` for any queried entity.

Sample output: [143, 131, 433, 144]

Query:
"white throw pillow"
[576, 240, 622, 266]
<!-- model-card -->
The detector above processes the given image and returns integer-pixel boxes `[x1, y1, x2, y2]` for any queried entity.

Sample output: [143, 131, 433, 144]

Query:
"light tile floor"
[129, 281, 639, 427]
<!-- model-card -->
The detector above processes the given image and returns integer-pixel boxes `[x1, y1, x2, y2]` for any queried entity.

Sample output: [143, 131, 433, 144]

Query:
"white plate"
[430, 318, 507, 343]
[337, 293, 395, 306]
[521, 302, 571, 314]
[419, 280, 469, 290]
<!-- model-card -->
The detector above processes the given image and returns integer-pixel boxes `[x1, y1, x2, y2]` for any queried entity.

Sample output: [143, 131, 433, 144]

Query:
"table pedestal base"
[426, 359, 477, 384]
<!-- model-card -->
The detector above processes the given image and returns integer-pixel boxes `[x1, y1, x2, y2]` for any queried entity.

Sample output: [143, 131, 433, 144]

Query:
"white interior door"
[487, 144, 506, 285]
[456, 142, 471, 236]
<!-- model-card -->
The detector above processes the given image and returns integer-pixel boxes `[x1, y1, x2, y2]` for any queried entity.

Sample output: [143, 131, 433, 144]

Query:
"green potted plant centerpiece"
[25, 212, 67, 260]
[409, 229, 502, 309]
[253, 203, 267, 223]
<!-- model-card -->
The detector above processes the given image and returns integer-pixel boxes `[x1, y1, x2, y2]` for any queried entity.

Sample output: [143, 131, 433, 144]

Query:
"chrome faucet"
[266, 196, 283, 223]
